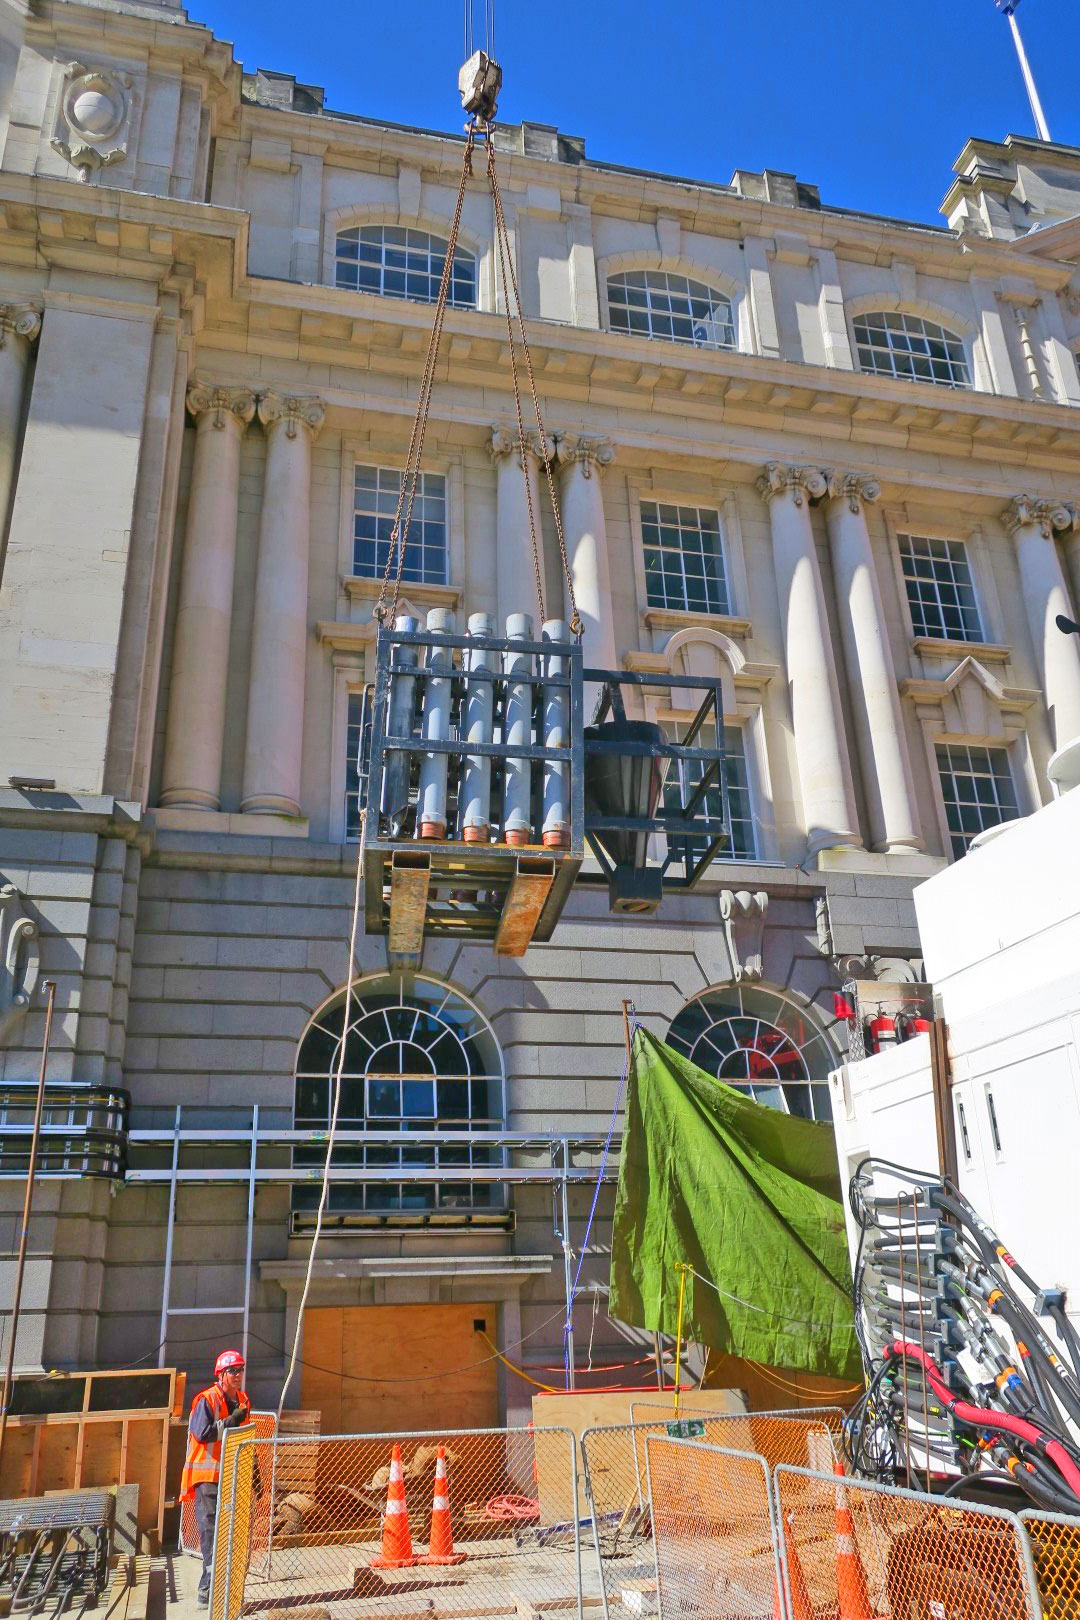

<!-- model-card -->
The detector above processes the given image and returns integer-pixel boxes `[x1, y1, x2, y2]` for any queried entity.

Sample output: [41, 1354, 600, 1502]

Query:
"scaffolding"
[112, 1113, 619, 1376]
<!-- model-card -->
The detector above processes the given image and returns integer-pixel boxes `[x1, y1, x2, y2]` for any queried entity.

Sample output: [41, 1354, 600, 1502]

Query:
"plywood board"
[531, 1386, 746, 1442]
[301, 1304, 498, 1436]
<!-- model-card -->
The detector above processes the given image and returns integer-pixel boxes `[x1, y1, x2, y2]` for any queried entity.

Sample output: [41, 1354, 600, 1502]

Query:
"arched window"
[292, 975, 504, 1226]
[334, 225, 477, 309]
[667, 985, 837, 1122]
[607, 270, 736, 350]
[852, 312, 970, 388]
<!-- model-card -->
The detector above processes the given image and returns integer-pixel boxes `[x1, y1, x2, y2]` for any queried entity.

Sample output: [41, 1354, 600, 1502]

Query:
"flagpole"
[1000, 2, 1052, 142]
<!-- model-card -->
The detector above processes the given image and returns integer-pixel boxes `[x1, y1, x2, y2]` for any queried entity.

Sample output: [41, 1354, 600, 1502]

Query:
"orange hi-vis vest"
[179, 1383, 251, 1501]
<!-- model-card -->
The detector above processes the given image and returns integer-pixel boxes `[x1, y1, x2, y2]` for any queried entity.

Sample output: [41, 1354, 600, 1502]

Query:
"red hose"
[890, 1340, 1080, 1502]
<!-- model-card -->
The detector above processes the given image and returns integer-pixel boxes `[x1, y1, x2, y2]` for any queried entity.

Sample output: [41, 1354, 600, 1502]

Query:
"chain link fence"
[1019, 1508, 1080, 1620]
[209, 1426, 581, 1620]
[645, 1437, 781, 1620]
[775, 1463, 1041, 1620]
[180, 1412, 277, 1558]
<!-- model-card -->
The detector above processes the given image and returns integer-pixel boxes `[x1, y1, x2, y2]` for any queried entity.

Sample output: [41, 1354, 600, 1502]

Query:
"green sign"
[665, 1418, 705, 1439]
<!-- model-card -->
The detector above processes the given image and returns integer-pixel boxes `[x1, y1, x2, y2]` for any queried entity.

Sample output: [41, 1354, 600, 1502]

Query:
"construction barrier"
[209, 1425, 581, 1620]
[1019, 1508, 1080, 1620]
[179, 1410, 277, 1557]
[774, 1462, 1042, 1620]
[645, 1436, 782, 1620]
[579, 1416, 797, 1620]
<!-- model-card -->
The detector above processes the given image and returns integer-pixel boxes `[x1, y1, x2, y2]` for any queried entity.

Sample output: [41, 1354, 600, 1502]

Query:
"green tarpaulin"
[608, 1026, 861, 1380]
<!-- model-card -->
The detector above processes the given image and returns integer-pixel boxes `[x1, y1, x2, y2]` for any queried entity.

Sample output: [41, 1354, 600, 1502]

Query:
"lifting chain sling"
[372, 118, 581, 640]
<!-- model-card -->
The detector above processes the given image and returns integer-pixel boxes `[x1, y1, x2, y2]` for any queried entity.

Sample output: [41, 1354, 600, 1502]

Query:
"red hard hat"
[214, 1349, 245, 1376]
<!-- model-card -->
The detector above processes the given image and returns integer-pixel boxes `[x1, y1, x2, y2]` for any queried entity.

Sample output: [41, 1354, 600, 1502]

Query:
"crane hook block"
[459, 51, 502, 122]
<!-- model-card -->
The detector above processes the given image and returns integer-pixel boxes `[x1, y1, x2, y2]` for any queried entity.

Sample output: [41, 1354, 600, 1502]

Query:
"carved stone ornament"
[489, 424, 552, 464]
[719, 889, 768, 983]
[555, 432, 616, 478]
[187, 382, 257, 432]
[823, 470, 881, 514]
[257, 392, 326, 441]
[0, 304, 42, 350]
[756, 462, 828, 508]
[0, 885, 40, 1044]
[1003, 493, 1079, 540]
[52, 62, 134, 181]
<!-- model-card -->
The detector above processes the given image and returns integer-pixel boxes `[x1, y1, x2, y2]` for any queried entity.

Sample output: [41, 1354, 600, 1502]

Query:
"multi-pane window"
[353, 465, 448, 584]
[607, 271, 736, 350]
[642, 501, 730, 616]
[667, 985, 836, 1123]
[345, 692, 364, 841]
[853, 312, 971, 388]
[936, 744, 1019, 860]
[663, 723, 757, 864]
[898, 532, 983, 642]
[292, 976, 504, 1224]
[335, 226, 477, 308]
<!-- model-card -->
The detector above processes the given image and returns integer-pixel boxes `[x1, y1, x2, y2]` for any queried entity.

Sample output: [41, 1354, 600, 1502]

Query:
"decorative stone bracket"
[0, 885, 40, 1043]
[719, 889, 768, 982]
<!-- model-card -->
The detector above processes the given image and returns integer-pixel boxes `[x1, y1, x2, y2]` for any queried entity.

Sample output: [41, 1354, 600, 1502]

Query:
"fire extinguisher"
[896, 1012, 931, 1043]
[868, 1009, 898, 1052]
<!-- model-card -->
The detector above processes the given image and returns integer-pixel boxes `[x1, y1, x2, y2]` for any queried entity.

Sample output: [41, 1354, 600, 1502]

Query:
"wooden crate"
[0, 1368, 185, 1545]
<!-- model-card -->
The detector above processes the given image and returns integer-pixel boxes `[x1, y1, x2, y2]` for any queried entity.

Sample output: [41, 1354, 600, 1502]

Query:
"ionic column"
[757, 463, 862, 854]
[241, 392, 325, 816]
[0, 304, 41, 556]
[555, 432, 617, 671]
[490, 426, 550, 629]
[823, 472, 922, 852]
[1003, 495, 1080, 752]
[160, 384, 256, 809]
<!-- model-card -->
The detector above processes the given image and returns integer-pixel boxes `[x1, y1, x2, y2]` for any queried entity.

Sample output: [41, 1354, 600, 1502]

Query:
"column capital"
[756, 462, 827, 508]
[1003, 493, 1079, 539]
[258, 391, 325, 441]
[0, 303, 41, 348]
[823, 470, 881, 513]
[489, 424, 552, 464]
[555, 431, 615, 478]
[186, 381, 256, 431]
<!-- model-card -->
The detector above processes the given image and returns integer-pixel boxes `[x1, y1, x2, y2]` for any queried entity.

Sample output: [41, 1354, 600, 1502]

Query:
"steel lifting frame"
[123, 1112, 618, 1374]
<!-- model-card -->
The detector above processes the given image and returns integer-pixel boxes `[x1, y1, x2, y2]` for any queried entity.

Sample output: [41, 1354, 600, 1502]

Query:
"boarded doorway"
[301, 1303, 499, 1433]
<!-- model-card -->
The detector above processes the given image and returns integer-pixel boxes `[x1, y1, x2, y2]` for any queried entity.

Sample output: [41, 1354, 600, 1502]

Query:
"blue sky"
[195, 0, 1079, 225]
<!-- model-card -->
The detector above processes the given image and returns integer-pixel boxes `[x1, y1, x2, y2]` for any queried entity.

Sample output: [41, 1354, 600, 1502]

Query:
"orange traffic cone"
[833, 1463, 874, 1620]
[784, 1511, 813, 1620]
[370, 1443, 417, 1569]
[418, 1446, 466, 1566]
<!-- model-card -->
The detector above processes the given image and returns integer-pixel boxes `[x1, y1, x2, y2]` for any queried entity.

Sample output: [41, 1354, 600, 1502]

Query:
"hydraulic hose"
[889, 1340, 1080, 1503]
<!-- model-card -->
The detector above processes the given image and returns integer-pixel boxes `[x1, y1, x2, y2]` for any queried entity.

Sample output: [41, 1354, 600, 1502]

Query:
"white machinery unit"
[831, 785, 1080, 1330]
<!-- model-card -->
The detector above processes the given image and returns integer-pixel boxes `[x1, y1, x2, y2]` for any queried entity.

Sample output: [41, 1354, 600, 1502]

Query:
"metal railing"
[0, 1082, 128, 1179]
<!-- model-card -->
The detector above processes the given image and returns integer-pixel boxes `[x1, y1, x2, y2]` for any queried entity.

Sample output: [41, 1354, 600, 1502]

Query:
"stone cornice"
[186, 381, 256, 429]
[258, 391, 326, 440]
[823, 471, 881, 512]
[0, 303, 41, 346]
[1002, 493, 1079, 537]
[756, 462, 827, 506]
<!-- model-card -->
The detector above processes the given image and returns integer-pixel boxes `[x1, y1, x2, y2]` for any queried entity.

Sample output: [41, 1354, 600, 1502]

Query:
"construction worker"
[179, 1349, 252, 1606]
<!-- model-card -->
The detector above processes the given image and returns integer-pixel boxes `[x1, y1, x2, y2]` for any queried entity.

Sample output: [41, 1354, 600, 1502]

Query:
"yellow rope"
[745, 1357, 864, 1399]
[479, 1332, 563, 1393]
[673, 1264, 689, 1417]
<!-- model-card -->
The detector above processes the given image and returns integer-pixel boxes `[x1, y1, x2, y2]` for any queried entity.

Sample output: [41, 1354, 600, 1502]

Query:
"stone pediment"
[901, 656, 1039, 739]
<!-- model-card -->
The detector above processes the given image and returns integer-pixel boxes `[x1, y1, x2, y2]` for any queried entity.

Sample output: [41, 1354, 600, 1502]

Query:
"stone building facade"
[3, 0, 1080, 1420]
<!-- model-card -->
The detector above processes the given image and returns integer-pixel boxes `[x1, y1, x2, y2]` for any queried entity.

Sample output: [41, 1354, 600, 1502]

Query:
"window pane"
[607, 271, 736, 350]
[853, 313, 970, 389]
[334, 226, 477, 310]
[641, 499, 731, 616]
[936, 743, 1019, 859]
[898, 532, 983, 643]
